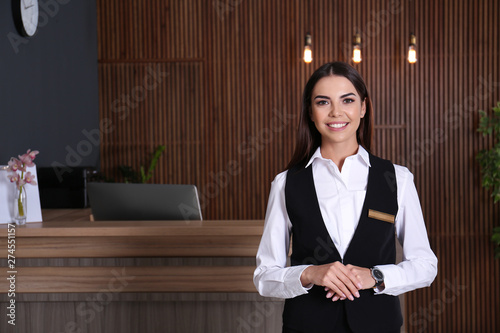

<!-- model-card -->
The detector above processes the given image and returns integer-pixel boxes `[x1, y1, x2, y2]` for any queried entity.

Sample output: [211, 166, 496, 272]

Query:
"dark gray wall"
[0, 0, 98, 169]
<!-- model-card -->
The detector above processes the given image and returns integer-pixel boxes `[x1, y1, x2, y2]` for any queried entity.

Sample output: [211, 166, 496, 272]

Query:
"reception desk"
[0, 209, 261, 293]
[0, 210, 284, 333]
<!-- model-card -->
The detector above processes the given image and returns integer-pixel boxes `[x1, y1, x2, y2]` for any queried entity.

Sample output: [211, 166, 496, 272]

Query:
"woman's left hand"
[325, 264, 376, 300]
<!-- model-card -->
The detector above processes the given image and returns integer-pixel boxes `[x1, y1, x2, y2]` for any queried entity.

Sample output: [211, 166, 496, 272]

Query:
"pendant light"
[408, 33, 417, 63]
[303, 33, 312, 63]
[352, 33, 362, 63]
[303, 0, 312, 63]
[408, 0, 417, 63]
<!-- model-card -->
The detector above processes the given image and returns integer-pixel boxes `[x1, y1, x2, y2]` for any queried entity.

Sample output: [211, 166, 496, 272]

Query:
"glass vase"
[14, 186, 27, 225]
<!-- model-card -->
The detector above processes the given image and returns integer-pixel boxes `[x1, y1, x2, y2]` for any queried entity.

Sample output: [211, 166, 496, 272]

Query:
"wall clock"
[14, 0, 39, 37]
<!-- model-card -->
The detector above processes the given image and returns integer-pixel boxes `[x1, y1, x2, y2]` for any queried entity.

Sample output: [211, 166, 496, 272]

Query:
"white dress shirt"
[253, 146, 438, 298]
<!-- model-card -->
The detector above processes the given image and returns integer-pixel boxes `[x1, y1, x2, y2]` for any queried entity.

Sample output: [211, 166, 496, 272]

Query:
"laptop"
[87, 182, 203, 221]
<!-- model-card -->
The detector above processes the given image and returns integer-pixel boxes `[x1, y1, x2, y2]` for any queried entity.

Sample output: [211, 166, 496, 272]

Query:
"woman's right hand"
[300, 261, 362, 301]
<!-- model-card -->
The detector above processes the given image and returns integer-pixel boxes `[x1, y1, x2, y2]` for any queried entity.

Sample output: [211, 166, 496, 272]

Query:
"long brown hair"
[286, 62, 373, 170]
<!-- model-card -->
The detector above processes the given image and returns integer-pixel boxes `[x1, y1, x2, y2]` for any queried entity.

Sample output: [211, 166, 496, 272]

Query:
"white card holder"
[0, 166, 43, 224]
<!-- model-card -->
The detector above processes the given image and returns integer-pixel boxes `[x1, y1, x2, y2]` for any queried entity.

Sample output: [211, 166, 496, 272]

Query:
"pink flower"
[7, 158, 24, 172]
[24, 172, 37, 185]
[5, 149, 40, 190]
[27, 149, 39, 160]
[8, 173, 19, 184]
[19, 153, 35, 167]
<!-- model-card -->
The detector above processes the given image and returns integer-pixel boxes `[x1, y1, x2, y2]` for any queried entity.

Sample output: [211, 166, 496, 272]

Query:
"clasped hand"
[300, 261, 376, 301]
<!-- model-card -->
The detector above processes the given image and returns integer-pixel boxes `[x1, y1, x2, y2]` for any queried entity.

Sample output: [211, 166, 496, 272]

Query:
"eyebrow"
[313, 92, 356, 100]
[340, 92, 356, 98]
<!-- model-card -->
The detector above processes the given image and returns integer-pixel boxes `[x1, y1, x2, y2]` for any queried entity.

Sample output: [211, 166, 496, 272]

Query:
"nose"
[328, 102, 342, 117]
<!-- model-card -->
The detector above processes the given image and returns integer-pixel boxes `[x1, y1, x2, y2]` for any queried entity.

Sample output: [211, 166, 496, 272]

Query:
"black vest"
[283, 154, 403, 333]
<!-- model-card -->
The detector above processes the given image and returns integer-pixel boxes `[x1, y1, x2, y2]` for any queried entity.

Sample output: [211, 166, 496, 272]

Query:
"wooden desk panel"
[9, 235, 261, 258]
[1, 263, 259, 294]
[8, 266, 256, 293]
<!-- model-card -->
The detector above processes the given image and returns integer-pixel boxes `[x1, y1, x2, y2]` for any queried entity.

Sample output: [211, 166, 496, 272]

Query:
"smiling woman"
[253, 62, 438, 333]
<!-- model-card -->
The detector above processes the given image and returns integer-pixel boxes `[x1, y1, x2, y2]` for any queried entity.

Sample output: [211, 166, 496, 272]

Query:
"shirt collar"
[357, 145, 371, 167]
[305, 145, 371, 168]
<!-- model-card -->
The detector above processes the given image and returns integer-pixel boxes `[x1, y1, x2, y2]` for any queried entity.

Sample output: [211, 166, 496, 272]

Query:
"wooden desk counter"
[0, 210, 265, 293]
[0, 220, 264, 238]
[0, 212, 281, 333]
[0, 210, 264, 258]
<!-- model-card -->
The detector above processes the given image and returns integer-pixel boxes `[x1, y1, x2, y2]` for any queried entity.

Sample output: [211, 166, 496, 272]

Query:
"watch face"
[20, 0, 39, 37]
[373, 269, 384, 280]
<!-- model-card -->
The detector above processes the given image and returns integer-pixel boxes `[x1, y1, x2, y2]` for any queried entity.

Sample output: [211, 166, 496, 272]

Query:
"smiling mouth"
[327, 123, 348, 129]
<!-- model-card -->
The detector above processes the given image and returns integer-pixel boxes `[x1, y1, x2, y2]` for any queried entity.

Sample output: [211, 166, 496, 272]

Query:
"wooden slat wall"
[96, 0, 500, 331]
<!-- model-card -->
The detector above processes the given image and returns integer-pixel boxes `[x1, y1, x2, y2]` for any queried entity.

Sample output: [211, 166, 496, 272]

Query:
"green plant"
[493, 227, 500, 259]
[477, 101, 500, 259]
[119, 145, 166, 183]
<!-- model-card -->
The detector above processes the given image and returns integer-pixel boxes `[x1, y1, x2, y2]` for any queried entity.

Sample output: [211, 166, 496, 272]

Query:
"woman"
[253, 62, 438, 333]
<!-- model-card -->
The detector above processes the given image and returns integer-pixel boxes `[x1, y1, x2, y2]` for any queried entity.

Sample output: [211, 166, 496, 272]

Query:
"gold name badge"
[368, 209, 395, 223]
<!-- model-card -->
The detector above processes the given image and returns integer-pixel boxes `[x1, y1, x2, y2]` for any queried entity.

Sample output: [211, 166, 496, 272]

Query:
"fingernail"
[355, 291, 360, 298]
[348, 295, 354, 301]
[357, 283, 363, 289]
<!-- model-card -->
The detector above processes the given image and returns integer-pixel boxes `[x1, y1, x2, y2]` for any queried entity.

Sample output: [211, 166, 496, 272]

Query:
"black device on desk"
[87, 182, 203, 221]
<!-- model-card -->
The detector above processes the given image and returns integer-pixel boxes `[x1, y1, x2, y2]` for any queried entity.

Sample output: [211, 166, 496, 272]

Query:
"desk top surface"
[0, 209, 264, 237]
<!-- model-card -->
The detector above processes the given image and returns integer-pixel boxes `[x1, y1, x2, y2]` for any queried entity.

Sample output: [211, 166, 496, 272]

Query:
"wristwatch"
[371, 267, 384, 287]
